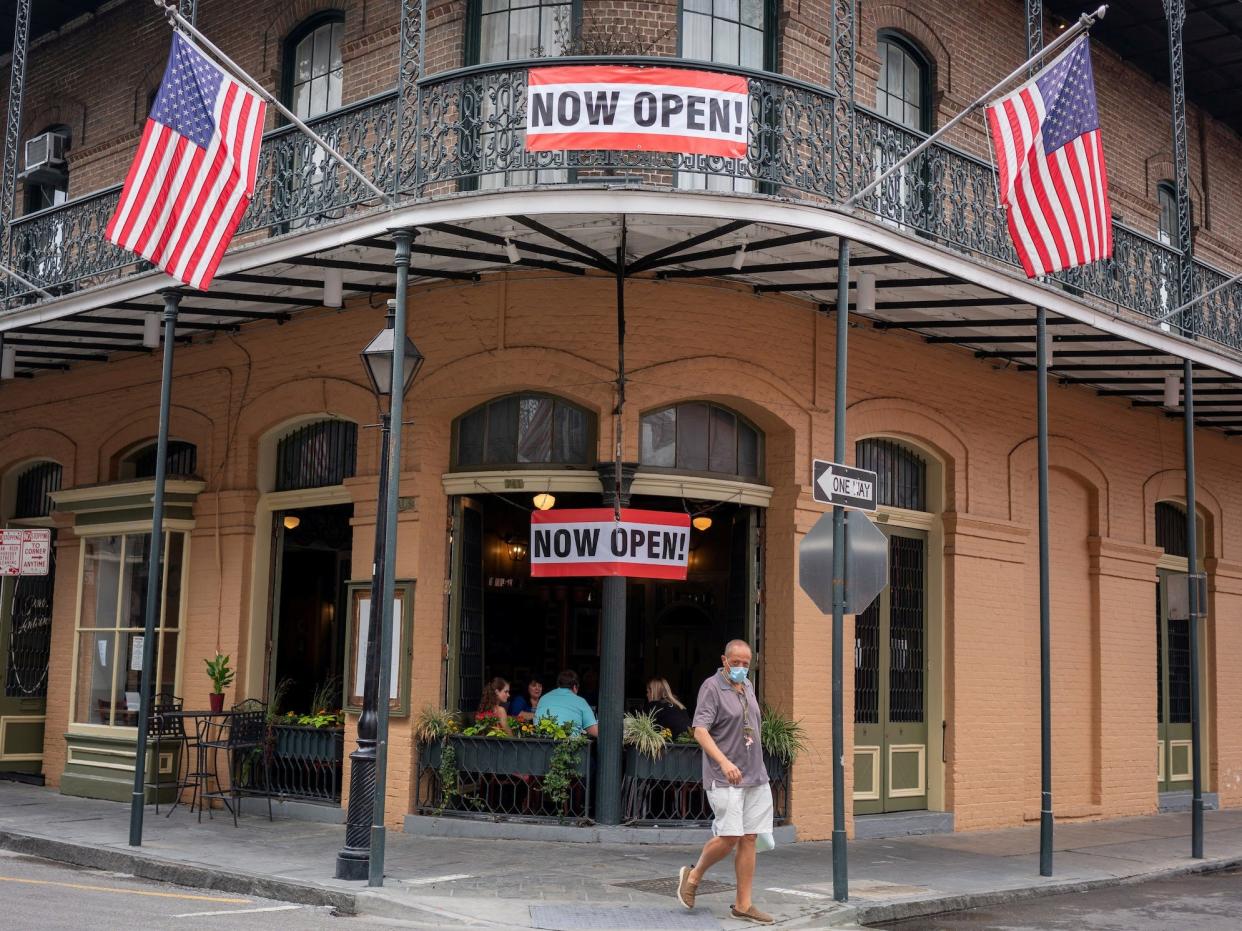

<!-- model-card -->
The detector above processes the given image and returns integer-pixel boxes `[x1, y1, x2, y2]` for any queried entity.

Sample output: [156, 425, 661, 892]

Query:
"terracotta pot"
[208, 692, 225, 713]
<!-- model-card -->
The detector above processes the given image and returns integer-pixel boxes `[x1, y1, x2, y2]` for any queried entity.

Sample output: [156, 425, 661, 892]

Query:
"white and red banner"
[0, 528, 52, 577]
[530, 508, 691, 580]
[525, 65, 748, 158]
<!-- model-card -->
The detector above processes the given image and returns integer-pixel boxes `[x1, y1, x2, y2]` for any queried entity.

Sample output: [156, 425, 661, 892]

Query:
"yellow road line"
[0, 875, 251, 904]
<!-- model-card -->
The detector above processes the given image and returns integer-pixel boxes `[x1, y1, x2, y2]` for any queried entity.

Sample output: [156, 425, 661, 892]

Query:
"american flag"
[986, 37, 1112, 278]
[106, 33, 266, 291]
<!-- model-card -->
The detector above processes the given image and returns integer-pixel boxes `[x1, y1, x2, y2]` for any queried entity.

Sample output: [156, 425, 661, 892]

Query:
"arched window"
[1157, 181, 1178, 247]
[1155, 500, 1201, 559]
[22, 123, 71, 215]
[119, 441, 198, 480]
[12, 461, 62, 520]
[454, 394, 594, 469]
[639, 402, 762, 480]
[284, 13, 345, 119]
[855, 437, 927, 511]
[275, 419, 357, 490]
[876, 32, 930, 132]
[680, 0, 774, 71]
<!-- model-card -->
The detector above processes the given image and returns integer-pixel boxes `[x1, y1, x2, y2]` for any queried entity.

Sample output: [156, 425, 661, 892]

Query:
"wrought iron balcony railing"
[4, 59, 1240, 356]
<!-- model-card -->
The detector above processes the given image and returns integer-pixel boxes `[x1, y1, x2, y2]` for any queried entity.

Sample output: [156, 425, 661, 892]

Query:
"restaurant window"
[284, 13, 345, 120]
[454, 393, 594, 469]
[640, 402, 762, 480]
[72, 531, 186, 726]
[855, 437, 927, 512]
[118, 441, 198, 481]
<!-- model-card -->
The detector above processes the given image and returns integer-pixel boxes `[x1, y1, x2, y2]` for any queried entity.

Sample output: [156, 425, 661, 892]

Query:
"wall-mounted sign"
[525, 65, 749, 157]
[0, 528, 52, 576]
[344, 580, 414, 717]
[531, 508, 691, 580]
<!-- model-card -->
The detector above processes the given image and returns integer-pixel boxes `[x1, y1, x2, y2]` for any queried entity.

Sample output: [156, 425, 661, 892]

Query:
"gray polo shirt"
[692, 670, 769, 788]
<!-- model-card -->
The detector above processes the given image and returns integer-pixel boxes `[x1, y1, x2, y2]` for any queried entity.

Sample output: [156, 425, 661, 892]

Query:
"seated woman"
[646, 677, 691, 737]
[477, 677, 513, 736]
[509, 677, 543, 722]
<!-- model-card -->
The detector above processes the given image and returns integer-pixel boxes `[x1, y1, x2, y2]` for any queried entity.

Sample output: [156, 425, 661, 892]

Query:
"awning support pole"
[1036, 304, 1054, 877]
[830, 238, 849, 903]
[128, 288, 180, 847]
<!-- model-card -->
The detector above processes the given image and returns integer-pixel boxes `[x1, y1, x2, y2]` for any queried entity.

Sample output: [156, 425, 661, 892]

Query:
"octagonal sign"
[798, 509, 889, 615]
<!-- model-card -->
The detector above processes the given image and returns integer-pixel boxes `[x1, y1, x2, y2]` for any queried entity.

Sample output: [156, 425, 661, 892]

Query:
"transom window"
[119, 441, 198, 481]
[876, 33, 929, 132]
[681, 0, 769, 70]
[470, 0, 574, 64]
[454, 394, 593, 468]
[856, 438, 927, 512]
[72, 532, 186, 726]
[640, 402, 762, 480]
[275, 420, 357, 491]
[1155, 501, 1201, 559]
[286, 15, 344, 119]
[13, 461, 62, 520]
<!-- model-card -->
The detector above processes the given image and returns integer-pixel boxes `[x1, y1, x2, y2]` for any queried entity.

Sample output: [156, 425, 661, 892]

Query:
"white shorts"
[706, 782, 774, 837]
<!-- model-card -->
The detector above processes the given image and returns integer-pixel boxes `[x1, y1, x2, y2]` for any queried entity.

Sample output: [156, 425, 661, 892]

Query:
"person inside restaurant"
[646, 677, 692, 737]
[535, 669, 599, 736]
[509, 676, 543, 721]
[477, 677, 514, 735]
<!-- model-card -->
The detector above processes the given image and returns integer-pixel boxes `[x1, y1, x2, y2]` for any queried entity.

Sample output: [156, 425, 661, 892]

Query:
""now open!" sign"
[530, 508, 691, 579]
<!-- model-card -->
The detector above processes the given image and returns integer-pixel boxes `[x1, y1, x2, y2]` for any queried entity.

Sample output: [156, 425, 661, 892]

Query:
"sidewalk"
[1, 782, 1239, 929]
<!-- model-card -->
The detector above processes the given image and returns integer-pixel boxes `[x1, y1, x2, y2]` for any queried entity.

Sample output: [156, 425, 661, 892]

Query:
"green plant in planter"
[204, 652, 234, 694]
[760, 704, 808, 764]
[544, 735, 588, 820]
[622, 709, 672, 759]
[413, 705, 459, 744]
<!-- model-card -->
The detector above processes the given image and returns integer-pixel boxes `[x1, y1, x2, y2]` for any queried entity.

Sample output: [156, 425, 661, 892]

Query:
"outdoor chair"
[198, 704, 273, 826]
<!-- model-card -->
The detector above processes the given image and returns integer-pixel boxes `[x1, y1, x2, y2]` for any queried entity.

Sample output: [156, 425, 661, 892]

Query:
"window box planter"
[265, 723, 344, 803]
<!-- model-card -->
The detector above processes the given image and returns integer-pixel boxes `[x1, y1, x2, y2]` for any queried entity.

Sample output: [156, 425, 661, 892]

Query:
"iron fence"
[415, 735, 593, 822]
[264, 723, 344, 803]
[621, 745, 790, 826]
[8, 58, 1242, 358]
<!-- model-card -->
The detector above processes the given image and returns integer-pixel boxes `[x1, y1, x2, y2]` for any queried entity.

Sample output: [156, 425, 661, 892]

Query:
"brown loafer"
[731, 904, 775, 925]
[677, 865, 699, 909]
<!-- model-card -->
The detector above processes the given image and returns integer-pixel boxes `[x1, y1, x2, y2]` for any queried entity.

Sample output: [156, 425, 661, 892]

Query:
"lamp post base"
[335, 849, 370, 881]
[336, 744, 377, 880]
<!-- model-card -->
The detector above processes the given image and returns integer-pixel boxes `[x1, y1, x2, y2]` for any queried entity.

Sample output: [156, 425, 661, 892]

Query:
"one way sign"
[812, 459, 878, 512]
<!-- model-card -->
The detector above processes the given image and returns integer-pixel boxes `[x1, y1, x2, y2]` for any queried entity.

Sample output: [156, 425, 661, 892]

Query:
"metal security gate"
[1157, 571, 1193, 791]
[854, 527, 928, 814]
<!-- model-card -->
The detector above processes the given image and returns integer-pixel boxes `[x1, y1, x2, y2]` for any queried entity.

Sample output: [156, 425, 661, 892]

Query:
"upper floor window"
[275, 419, 357, 491]
[1154, 501, 1203, 559]
[469, 0, 574, 64]
[454, 393, 594, 468]
[119, 441, 198, 481]
[285, 14, 344, 119]
[876, 33, 929, 132]
[21, 124, 71, 215]
[640, 402, 762, 480]
[1157, 181, 1178, 247]
[856, 437, 927, 511]
[681, 0, 771, 70]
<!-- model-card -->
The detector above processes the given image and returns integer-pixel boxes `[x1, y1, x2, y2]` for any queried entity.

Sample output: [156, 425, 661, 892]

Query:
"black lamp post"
[336, 299, 424, 881]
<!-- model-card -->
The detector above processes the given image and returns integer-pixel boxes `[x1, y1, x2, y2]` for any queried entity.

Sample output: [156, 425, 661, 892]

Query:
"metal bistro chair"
[145, 696, 193, 816]
[199, 701, 273, 826]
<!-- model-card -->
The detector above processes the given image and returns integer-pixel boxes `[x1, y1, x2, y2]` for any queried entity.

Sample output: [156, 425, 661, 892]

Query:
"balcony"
[4, 57, 1241, 358]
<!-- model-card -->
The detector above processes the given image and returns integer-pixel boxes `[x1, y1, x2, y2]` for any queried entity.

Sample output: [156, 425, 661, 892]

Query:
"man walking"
[677, 639, 774, 925]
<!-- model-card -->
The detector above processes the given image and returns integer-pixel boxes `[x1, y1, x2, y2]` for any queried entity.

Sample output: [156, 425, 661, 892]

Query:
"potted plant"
[760, 704, 808, 784]
[204, 652, 234, 712]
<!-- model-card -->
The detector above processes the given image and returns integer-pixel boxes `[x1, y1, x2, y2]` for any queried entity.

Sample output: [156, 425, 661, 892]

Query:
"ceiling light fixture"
[1164, 372, 1181, 409]
[533, 492, 556, 510]
[692, 514, 713, 531]
[0, 342, 14, 380]
[505, 238, 521, 264]
[323, 266, 344, 308]
[283, 514, 301, 530]
[856, 271, 876, 315]
[731, 242, 747, 271]
[1041, 327, 1054, 366]
[142, 312, 161, 349]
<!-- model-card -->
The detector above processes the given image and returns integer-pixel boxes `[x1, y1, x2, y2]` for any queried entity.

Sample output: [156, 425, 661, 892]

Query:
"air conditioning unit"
[20, 131, 68, 182]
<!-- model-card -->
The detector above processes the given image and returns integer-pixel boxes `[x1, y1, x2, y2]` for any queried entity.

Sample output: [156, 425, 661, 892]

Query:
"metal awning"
[3, 191, 1241, 434]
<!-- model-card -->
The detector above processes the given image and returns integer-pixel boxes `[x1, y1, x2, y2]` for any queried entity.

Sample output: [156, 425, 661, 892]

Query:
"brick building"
[0, 0, 1239, 847]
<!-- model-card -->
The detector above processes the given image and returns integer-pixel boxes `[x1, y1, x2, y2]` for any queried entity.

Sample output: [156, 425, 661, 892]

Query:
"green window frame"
[678, 0, 776, 72]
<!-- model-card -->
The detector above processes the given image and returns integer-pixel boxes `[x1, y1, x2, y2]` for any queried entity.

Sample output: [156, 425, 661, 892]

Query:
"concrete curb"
[0, 830, 358, 916]
[832, 854, 1242, 928]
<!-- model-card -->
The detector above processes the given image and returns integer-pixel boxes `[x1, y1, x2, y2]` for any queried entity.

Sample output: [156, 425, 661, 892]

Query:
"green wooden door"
[854, 527, 928, 814]
[0, 542, 56, 776]
[1156, 571, 1193, 792]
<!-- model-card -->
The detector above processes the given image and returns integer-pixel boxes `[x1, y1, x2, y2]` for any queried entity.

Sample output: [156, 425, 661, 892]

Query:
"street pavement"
[871, 866, 1242, 930]
[1, 782, 1241, 929]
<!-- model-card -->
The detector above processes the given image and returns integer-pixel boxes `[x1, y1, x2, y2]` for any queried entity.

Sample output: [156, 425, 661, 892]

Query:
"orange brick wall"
[3, 271, 1242, 837]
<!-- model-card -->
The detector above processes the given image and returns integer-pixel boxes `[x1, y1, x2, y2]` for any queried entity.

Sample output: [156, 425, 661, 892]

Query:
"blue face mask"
[727, 665, 749, 683]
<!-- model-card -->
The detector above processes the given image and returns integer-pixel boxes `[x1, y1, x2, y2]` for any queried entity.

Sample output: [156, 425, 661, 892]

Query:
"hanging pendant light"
[283, 514, 301, 530]
[692, 515, 713, 531]
[533, 492, 556, 511]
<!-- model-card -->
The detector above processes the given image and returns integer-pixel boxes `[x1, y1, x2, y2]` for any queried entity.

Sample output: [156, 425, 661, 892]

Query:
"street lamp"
[336, 301, 424, 881]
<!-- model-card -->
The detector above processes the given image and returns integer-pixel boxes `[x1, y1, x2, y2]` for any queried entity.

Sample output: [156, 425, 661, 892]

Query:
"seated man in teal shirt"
[535, 669, 599, 736]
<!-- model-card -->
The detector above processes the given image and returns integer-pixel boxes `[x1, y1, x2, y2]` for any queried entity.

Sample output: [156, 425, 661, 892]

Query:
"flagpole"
[845, 4, 1108, 209]
[155, 1, 394, 208]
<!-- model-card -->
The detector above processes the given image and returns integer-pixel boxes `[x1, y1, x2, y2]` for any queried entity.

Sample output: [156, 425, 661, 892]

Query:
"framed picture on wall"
[344, 579, 414, 716]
